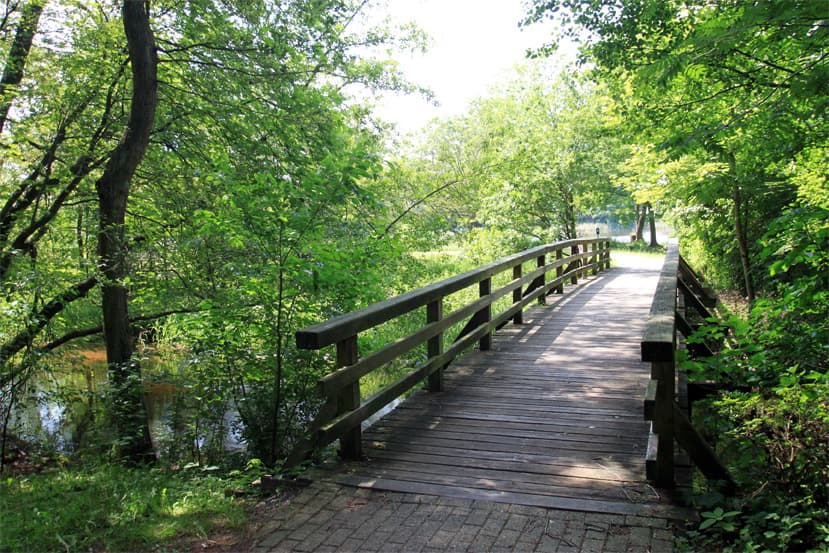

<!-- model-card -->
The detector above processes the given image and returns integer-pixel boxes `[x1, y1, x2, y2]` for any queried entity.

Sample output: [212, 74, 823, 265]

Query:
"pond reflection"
[7, 348, 245, 458]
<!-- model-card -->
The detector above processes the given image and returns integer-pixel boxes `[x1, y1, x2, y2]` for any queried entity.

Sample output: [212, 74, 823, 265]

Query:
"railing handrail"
[641, 242, 735, 492]
[641, 243, 680, 362]
[297, 238, 600, 350]
[284, 237, 611, 468]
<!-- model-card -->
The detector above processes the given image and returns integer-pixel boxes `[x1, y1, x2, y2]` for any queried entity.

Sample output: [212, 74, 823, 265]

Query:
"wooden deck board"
[322, 262, 688, 518]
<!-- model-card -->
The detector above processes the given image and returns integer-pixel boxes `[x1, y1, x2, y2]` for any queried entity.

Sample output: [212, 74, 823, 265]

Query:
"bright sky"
[366, 0, 570, 135]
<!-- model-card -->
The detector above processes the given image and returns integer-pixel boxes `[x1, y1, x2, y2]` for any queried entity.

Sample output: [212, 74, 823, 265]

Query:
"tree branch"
[0, 276, 98, 373]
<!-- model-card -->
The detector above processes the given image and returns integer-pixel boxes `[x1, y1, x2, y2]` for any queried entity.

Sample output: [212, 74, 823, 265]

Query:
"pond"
[5, 348, 245, 458]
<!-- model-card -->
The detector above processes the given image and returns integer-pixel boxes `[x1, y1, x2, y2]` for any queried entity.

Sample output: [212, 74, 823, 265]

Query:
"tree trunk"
[0, 0, 45, 135]
[95, 0, 158, 464]
[633, 203, 645, 241]
[559, 183, 577, 239]
[647, 203, 659, 248]
[731, 178, 755, 303]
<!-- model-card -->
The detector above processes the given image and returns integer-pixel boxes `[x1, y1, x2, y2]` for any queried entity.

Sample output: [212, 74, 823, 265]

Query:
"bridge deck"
[318, 257, 686, 519]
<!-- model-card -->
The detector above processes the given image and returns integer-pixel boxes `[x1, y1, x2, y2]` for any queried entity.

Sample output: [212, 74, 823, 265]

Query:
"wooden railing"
[641, 243, 735, 493]
[284, 238, 611, 468]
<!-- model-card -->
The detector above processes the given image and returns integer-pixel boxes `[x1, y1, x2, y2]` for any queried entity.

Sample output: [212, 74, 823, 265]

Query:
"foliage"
[525, 0, 829, 297]
[382, 63, 632, 259]
[0, 461, 266, 552]
[679, 204, 828, 551]
[1, 0, 421, 468]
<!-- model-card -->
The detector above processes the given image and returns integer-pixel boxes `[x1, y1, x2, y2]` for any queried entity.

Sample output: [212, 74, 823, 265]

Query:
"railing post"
[537, 254, 546, 304]
[570, 244, 579, 285]
[479, 277, 492, 350]
[512, 264, 523, 325]
[604, 240, 611, 270]
[555, 247, 563, 294]
[591, 241, 598, 275]
[581, 242, 590, 278]
[653, 359, 676, 487]
[336, 335, 361, 460]
[427, 299, 444, 392]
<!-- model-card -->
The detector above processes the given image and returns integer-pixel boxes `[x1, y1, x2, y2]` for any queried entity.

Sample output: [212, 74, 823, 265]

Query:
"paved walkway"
[251, 478, 676, 552]
[251, 254, 682, 552]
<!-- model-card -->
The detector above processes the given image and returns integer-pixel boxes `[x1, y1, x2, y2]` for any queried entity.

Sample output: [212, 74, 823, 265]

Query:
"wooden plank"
[365, 426, 646, 456]
[370, 414, 644, 441]
[362, 445, 643, 482]
[346, 463, 635, 502]
[336, 475, 694, 520]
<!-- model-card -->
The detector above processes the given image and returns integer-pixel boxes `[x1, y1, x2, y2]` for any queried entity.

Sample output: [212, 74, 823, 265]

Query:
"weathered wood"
[318, 266, 540, 397]
[536, 254, 547, 304]
[555, 248, 564, 294]
[672, 402, 735, 493]
[641, 244, 679, 362]
[678, 277, 714, 320]
[286, 238, 615, 471]
[337, 475, 694, 520]
[512, 265, 523, 325]
[644, 379, 657, 421]
[645, 423, 658, 481]
[427, 299, 443, 392]
[311, 263, 679, 518]
[652, 360, 675, 487]
[678, 256, 717, 308]
[297, 239, 601, 350]
[478, 278, 492, 351]
[336, 337, 361, 460]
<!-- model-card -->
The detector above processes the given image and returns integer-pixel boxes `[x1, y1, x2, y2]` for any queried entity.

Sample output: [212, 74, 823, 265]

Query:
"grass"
[0, 462, 257, 552]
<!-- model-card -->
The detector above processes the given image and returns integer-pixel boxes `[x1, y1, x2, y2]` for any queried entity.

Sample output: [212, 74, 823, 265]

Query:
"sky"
[363, 0, 570, 135]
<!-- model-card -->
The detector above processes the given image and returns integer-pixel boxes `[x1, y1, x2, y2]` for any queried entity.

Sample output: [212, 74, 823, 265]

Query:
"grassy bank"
[0, 462, 266, 552]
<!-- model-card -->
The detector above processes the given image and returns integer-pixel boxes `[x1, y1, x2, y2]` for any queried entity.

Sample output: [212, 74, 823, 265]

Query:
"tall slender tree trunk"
[647, 203, 659, 248]
[633, 204, 645, 241]
[96, 0, 158, 463]
[0, 0, 45, 135]
[731, 178, 755, 303]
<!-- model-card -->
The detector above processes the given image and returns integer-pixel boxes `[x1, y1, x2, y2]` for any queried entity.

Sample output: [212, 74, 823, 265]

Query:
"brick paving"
[251, 480, 676, 552]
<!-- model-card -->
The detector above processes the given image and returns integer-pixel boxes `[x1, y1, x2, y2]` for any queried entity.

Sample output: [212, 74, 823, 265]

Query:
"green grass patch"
[610, 239, 667, 254]
[1, 463, 252, 552]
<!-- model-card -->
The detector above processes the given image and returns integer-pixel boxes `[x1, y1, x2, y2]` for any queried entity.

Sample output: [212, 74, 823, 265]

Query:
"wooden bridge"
[285, 239, 730, 521]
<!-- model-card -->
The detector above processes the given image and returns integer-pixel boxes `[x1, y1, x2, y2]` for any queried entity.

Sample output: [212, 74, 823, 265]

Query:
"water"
[5, 348, 245, 457]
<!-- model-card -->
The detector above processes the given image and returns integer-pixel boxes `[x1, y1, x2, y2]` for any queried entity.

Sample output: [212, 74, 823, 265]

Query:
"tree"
[383, 64, 629, 257]
[524, 0, 829, 296]
[1, 0, 421, 464]
[94, 0, 158, 462]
